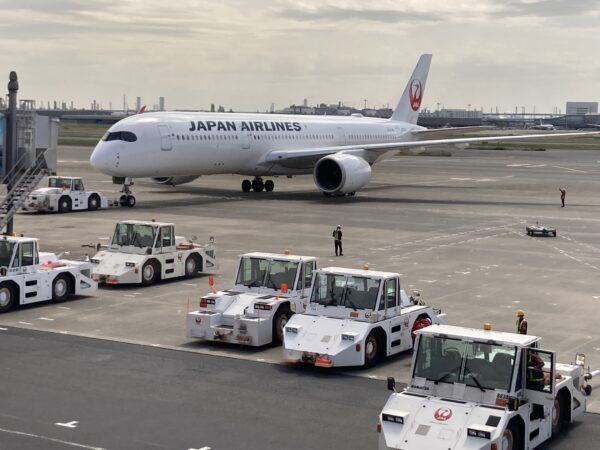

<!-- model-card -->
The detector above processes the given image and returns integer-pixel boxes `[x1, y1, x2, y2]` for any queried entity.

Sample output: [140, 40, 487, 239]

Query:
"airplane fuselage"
[90, 112, 423, 178]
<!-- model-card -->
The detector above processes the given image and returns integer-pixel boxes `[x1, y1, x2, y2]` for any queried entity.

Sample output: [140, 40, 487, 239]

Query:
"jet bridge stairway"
[0, 150, 50, 232]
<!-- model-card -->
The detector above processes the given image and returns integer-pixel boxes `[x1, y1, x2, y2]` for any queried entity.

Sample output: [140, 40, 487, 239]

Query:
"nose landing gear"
[114, 177, 136, 207]
[241, 177, 275, 193]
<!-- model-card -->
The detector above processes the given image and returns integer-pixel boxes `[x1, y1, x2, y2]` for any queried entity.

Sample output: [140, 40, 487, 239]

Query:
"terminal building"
[566, 102, 598, 115]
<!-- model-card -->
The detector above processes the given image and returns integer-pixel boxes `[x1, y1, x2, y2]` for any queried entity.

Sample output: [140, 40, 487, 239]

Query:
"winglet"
[137, 105, 146, 114]
[390, 54, 432, 124]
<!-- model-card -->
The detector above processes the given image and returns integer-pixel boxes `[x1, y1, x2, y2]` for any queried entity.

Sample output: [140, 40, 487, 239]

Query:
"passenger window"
[21, 242, 34, 266]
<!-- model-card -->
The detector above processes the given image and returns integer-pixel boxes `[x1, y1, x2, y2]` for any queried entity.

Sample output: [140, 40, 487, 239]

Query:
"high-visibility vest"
[527, 355, 544, 382]
[516, 318, 527, 334]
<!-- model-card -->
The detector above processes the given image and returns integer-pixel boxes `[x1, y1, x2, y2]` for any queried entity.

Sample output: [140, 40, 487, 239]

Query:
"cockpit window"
[101, 131, 137, 142]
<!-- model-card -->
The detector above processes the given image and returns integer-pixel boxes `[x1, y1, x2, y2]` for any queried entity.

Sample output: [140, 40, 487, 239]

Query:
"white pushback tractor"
[23, 176, 113, 213]
[186, 252, 318, 346]
[378, 324, 596, 450]
[283, 266, 447, 368]
[0, 235, 97, 313]
[90, 220, 217, 285]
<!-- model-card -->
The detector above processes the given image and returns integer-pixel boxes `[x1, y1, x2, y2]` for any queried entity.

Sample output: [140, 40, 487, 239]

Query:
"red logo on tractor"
[433, 407, 453, 421]
[408, 79, 423, 111]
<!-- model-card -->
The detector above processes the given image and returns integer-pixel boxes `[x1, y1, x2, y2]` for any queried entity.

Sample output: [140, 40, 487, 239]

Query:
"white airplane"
[531, 119, 555, 130]
[90, 54, 598, 205]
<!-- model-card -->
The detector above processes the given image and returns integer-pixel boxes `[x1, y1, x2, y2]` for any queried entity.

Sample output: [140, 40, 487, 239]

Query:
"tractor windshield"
[0, 240, 15, 267]
[310, 273, 380, 310]
[413, 335, 516, 392]
[111, 223, 157, 248]
[48, 177, 73, 189]
[235, 257, 299, 290]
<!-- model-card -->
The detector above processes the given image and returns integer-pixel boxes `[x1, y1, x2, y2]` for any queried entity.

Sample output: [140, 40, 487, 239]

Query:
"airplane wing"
[263, 130, 600, 168]
[410, 126, 495, 139]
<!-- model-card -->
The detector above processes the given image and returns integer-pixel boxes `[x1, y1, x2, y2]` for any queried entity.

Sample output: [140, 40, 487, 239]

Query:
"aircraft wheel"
[347, 192, 355, 196]
[88, 194, 100, 211]
[252, 179, 264, 192]
[126, 195, 136, 207]
[58, 196, 72, 213]
[52, 274, 71, 302]
[0, 283, 16, 313]
[141, 260, 159, 286]
[264, 180, 274, 192]
[322, 192, 331, 197]
[119, 195, 128, 206]
[241, 179, 252, 192]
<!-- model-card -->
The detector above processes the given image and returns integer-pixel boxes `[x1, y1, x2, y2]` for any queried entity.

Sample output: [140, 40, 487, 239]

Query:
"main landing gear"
[118, 177, 136, 207]
[241, 177, 274, 193]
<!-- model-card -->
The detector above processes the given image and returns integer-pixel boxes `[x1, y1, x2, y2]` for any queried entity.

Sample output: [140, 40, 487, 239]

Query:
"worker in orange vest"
[516, 310, 528, 335]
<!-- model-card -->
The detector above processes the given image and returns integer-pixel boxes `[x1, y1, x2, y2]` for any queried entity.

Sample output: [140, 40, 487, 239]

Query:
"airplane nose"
[90, 143, 112, 173]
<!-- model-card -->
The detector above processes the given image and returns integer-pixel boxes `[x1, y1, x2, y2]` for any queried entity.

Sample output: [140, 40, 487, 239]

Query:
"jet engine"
[313, 153, 371, 195]
[151, 176, 199, 186]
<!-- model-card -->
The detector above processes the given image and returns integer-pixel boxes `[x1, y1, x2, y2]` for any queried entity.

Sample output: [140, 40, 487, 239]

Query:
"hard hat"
[516, 309, 525, 317]
[337, 225, 341, 228]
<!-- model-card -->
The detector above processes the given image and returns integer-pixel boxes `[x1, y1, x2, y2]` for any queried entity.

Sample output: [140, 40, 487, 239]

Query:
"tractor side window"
[160, 227, 173, 248]
[73, 179, 84, 191]
[386, 278, 397, 308]
[525, 349, 553, 393]
[304, 261, 314, 289]
[21, 242, 35, 266]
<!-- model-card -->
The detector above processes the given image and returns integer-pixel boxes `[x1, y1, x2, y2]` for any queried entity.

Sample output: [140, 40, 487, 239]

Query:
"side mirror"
[0, 266, 7, 276]
[387, 377, 396, 392]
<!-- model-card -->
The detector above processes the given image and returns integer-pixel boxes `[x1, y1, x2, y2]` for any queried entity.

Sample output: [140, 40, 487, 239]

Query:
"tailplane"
[390, 54, 432, 123]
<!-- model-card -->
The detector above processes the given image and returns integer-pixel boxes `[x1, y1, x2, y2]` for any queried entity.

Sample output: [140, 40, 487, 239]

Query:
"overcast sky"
[1, 0, 599, 113]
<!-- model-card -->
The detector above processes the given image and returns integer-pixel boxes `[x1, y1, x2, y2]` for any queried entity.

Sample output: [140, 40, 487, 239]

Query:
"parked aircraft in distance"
[90, 54, 598, 204]
[531, 119, 555, 130]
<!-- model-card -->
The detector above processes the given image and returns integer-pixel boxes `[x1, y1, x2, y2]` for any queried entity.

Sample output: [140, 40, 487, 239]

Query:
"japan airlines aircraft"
[90, 54, 598, 205]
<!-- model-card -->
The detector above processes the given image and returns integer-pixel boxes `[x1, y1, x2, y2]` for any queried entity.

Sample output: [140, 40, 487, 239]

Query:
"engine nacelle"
[151, 176, 199, 186]
[313, 154, 372, 194]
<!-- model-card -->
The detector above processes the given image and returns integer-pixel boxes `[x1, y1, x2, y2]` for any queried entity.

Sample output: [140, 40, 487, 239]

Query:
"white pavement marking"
[124, 294, 136, 298]
[189, 447, 212, 450]
[0, 327, 7, 331]
[39, 317, 54, 321]
[18, 322, 32, 325]
[182, 283, 197, 287]
[552, 165, 587, 173]
[0, 427, 105, 450]
[57, 306, 71, 310]
[56, 421, 79, 428]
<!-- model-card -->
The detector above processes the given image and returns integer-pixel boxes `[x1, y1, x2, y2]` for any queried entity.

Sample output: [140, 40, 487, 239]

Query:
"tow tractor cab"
[379, 324, 589, 450]
[186, 252, 318, 346]
[0, 236, 96, 313]
[91, 220, 217, 285]
[283, 267, 447, 368]
[24, 176, 108, 212]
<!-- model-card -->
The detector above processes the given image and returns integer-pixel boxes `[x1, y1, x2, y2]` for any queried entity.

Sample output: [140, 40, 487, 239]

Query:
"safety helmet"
[516, 309, 525, 317]
[337, 225, 341, 229]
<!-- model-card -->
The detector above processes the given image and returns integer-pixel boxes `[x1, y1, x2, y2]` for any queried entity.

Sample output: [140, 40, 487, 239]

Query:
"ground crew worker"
[332, 225, 343, 256]
[527, 351, 547, 419]
[559, 187, 566, 207]
[516, 310, 528, 335]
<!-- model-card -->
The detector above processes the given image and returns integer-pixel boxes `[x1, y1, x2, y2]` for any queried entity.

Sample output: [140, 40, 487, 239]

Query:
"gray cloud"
[278, 5, 442, 24]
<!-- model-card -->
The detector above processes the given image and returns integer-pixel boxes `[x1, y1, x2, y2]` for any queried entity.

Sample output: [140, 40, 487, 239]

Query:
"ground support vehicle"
[0, 236, 97, 313]
[186, 252, 318, 346]
[378, 324, 596, 450]
[526, 223, 557, 237]
[283, 267, 447, 368]
[91, 220, 217, 285]
[23, 176, 116, 212]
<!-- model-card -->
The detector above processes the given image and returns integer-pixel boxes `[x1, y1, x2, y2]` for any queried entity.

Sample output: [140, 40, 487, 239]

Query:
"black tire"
[0, 283, 16, 313]
[252, 179, 264, 192]
[347, 192, 356, 196]
[364, 331, 382, 367]
[52, 274, 71, 302]
[184, 254, 200, 277]
[88, 194, 100, 211]
[58, 196, 72, 213]
[552, 393, 566, 436]
[264, 180, 274, 192]
[241, 179, 251, 192]
[119, 195, 128, 207]
[272, 307, 292, 345]
[552, 231, 557, 237]
[126, 195, 136, 207]
[322, 192, 331, 197]
[502, 422, 518, 450]
[141, 260, 159, 286]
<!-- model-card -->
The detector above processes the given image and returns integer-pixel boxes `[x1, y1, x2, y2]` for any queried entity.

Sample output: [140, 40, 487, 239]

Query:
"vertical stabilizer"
[390, 54, 432, 123]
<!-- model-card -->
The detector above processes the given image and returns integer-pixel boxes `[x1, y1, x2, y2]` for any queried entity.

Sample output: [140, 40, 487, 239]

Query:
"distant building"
[566, 102, 598, 115]
[135, 97, 141, 112]
[159, 97, 165, 111]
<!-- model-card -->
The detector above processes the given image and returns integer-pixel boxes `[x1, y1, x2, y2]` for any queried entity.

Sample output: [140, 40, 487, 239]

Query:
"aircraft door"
[241, 132, 251, 149]
[158, 125, 172, 151]
[336, 127, 346, 146]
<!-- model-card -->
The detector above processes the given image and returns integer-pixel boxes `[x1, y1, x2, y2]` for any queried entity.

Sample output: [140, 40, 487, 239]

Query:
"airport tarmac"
[2, 144, 600, 420]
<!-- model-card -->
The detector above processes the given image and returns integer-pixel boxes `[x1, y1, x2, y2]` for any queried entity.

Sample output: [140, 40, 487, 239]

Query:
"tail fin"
[390, 54, 432, 123]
